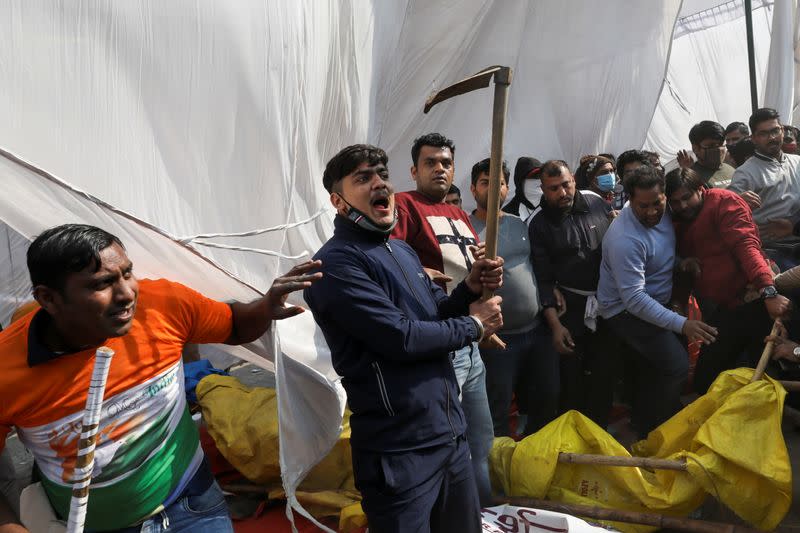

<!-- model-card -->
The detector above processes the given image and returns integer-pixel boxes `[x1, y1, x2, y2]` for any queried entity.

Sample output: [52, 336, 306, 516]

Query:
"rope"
[189, 240, 310, 260]
[177, 208, 329, 243]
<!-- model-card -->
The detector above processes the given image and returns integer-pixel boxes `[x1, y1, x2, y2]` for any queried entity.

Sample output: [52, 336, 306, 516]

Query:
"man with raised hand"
[729, 108, 800, 270]
[305, 144, 503, 533]
[0, 224, 320, 533]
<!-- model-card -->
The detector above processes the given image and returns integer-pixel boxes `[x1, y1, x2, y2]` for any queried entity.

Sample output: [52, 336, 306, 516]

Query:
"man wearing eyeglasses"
[686, 121, 735, 189]
[729, 108, 800, 269]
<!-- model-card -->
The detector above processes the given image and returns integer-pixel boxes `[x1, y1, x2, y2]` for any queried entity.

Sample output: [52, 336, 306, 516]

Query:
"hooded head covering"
[502, 156, 543, 216]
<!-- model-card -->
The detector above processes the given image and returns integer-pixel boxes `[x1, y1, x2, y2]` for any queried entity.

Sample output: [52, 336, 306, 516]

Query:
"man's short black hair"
[725, 121, 750, 137]
[540, 159, 570, 178]
[322, 144, 388, 193]
[665, 167, 703, 197]
[27, 224, 125, 291]
[411, 133, 455, 167]
[749, 108, 780, 133]
[448, 184, 461, 196]
[623, 164, 664, 197]
[615, 150, 652, 174]
[470, 158, 510, 186]
[688, 121, 725, 145]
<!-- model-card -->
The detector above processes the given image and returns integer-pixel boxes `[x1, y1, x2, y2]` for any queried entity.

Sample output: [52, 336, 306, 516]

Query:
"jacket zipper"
[371, 361, 395, 416]
[445, 362, 457, 439]
[383, 241, 426, 305]
[383, 240, 457, 439]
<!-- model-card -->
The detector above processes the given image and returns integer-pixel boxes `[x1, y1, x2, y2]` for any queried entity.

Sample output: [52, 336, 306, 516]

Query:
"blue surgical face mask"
[596, 172, 616, 192]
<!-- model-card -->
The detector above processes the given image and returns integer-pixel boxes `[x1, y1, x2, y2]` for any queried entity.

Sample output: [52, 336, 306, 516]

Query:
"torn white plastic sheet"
[3, 2, 793, 530]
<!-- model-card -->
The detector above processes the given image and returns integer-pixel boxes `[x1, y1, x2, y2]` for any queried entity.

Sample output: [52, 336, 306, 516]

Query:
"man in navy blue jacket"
[305, 145, 504, 533]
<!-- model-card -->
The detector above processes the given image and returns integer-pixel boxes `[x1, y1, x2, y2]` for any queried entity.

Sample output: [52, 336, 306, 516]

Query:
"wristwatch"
[794, 346, 800, 361]
[761, 285, 778, 299]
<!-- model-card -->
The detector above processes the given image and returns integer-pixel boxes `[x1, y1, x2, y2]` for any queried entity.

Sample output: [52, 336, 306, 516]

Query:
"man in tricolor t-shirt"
[0, 224, 320, 533]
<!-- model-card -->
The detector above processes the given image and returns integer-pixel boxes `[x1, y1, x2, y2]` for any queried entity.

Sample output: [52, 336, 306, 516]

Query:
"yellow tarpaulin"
[490, 368, 791, 532]
[196, 375, 361, 526]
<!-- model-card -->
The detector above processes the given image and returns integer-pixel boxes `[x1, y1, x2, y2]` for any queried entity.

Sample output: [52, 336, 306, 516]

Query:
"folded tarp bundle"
[196, 375, 363, 531]
[490, 368, 791, 532]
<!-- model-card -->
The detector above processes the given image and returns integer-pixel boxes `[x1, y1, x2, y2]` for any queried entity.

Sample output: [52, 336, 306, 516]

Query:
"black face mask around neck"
[337, 194, 398, 235]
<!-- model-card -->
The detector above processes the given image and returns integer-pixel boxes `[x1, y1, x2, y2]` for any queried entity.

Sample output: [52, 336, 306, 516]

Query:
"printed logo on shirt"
[18, 363, 185, 487]
[425, 216, 477, 293]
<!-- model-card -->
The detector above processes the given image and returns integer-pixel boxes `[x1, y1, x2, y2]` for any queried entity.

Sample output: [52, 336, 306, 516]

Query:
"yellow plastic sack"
[196, 375, 361, 526]
[490, 368, 791, 532]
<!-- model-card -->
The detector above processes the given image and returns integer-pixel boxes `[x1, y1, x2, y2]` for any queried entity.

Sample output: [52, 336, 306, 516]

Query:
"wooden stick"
[494, 497, 759, 533]
[480, 68, 512, 293]
[751, 321, 780, 382]
[557, 452, 687, 471]
[66, 347, 115, 533]
[477, 68, 512, 352]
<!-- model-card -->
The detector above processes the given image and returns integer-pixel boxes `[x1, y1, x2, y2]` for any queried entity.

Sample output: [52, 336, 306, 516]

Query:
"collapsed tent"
[491, 369, 791, 532]
[1, 1, 798, 530]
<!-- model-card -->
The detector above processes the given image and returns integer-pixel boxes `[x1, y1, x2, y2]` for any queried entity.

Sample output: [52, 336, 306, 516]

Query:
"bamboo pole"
[751, 321, 780, 382]
[557, 452, 687, 471]
[494, 497, 759, 533]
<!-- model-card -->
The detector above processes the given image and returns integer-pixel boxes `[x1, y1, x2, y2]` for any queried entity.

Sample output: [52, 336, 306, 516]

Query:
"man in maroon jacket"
[666, 167, 792, 392]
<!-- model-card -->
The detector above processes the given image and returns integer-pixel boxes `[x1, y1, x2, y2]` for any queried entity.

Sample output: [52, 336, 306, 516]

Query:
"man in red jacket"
[666, 167, 792, 392]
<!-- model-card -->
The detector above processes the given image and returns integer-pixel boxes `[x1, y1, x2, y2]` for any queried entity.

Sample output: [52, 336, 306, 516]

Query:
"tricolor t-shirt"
[0, 278, 233, 531]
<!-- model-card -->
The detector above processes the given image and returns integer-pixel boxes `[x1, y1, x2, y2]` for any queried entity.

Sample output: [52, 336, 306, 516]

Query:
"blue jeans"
[452, 342, 494, 506]
[108, 471, 232, 532]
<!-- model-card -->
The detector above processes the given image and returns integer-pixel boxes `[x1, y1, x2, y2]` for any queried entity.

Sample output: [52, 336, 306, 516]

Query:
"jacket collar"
[541, 190, 589, 221]
[333, 213, 389, 243]
[754, 150, 785, 164]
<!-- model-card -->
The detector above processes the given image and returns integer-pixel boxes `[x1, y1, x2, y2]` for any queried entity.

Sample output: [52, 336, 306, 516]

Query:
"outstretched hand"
[265, 259, 323, 320]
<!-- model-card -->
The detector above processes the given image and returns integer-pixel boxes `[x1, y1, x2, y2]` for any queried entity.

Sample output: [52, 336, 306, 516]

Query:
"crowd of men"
[1, 107, 799, 533]
[307, 106, 800, 532]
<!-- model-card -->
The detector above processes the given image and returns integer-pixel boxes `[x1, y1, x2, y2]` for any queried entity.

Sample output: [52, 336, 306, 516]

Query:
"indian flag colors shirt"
[0, 279, 233, 531]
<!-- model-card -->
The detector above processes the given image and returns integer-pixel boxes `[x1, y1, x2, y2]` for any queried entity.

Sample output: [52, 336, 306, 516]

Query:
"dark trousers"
[556, 292, 618, 428]
[693, 299, 774, 394]
[351, 437, 481, 533]
[571, 320, 618, 428]
[606, 312, 689, 437]
[483, 325, 557, 437]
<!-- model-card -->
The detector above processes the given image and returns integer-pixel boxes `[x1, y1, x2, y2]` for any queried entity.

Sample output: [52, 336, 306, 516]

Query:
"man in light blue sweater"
[597, 165, 717, 437]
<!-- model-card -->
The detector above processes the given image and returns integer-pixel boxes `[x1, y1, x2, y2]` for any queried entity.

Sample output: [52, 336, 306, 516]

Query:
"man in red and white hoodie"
[391, 133, 494, 505]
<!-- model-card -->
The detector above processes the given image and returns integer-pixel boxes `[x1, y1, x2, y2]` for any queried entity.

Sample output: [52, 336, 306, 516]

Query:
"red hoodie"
[674, 188, 773, 309]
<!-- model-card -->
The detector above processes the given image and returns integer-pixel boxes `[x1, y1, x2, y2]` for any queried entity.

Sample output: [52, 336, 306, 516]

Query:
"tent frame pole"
[744, 0, 758, 114]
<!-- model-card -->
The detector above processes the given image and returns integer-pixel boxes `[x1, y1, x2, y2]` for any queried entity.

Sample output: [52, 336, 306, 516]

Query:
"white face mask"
[523, 179, 542, 206]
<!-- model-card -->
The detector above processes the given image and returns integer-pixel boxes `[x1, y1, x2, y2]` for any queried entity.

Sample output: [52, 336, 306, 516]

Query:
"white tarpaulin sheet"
[646, 0, 800, 160]
[0, 1, 796, 530]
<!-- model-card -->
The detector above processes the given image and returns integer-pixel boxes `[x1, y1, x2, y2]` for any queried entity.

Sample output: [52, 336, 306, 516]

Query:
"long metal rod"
[744, 0, 758, 114]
